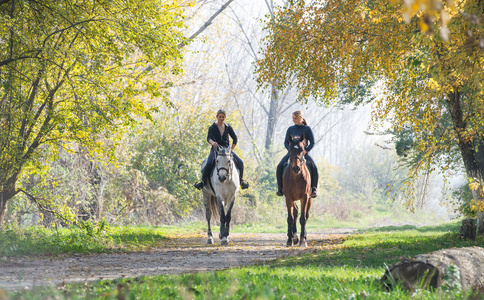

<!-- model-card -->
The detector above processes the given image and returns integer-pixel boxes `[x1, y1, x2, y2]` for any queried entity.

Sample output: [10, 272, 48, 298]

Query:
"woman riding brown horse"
[283, 134, 312, 247]
[276, 110, 318, 198]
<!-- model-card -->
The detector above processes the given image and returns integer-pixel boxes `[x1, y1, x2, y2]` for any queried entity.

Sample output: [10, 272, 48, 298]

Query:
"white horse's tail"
[209, 195, 219, 222]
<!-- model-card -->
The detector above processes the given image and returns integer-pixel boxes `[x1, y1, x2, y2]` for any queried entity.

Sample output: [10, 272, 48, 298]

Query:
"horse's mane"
[218, 147, 231, 156]
[292, 135, 306, 146]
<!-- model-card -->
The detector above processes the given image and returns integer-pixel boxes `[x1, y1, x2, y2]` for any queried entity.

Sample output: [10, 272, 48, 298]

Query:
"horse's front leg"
[292, 202, 299, 245]
[221, 198, 235, 245]
[299, 196, 309, 247]
[286, 199, 294, 247]
[204, 194, 214, 244]
[217, 196, 226, 243]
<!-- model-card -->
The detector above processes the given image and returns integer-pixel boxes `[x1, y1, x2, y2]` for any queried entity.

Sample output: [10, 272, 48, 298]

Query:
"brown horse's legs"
[306, 197, 312, 220]
[299, 197, 309, 247]
[292, 203, 299, 245]
[286, 201, 294, 246]
[286, 216, 294, 246]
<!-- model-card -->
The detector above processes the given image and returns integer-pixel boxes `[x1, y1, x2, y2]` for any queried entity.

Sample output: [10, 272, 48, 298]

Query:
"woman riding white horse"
[194, 109, 249, 190]
[195, 109, 248, 245]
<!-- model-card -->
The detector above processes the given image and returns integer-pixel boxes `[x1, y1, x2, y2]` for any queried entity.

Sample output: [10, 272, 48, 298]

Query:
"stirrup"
[310, 187, 317, 198]
[241, 181, 249, 189]
[194, 181, 204, 190]
[276, 187, 283, 197]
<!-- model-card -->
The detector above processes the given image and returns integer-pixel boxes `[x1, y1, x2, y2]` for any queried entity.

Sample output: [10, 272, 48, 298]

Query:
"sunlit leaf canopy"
[395, 0, 456, 39]
[0, 0, 190, 182]
[257, 0, 484, 172]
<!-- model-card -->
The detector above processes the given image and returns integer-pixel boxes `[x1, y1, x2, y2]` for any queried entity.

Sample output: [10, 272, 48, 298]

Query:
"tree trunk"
[264, 85, 280, 151]
[0, 191, 7, 224]
[381, 247, 484, 293]
[460, 218, 477, 240]
[446, 90, 484, 233]
[474, 138, 484, 233]
[96, 176, 107, 219]
[0, 182, 17, 224]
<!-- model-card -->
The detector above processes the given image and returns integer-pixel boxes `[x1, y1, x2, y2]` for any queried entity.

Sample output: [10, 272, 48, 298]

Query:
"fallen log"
[381, 247, 484, 293]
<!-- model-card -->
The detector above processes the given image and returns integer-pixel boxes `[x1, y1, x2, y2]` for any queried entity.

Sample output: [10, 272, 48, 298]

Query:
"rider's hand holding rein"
[208, 139, 236, 152]
[209, 139, 219, 149]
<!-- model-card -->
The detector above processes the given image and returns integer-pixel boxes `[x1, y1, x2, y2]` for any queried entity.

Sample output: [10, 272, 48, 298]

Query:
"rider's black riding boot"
[238, 166, 249, 189]
[276, 186, 284, 196]
[195, 165, 211, 190]
[194, 180, 204, 190]
[276, 164, 283, 196]
[240, 180, 249, 189]
[309, 163, 318, 198]
[310, 187, 317, 198]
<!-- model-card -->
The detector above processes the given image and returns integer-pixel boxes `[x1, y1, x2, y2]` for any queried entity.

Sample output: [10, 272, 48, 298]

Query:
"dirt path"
[0, 229, 354, 291]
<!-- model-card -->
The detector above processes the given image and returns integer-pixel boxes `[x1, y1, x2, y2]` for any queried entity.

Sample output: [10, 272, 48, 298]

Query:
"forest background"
[0, 0, 478, 233]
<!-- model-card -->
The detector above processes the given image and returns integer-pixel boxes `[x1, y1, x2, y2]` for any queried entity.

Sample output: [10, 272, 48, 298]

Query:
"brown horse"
[283, 134, 312, 247]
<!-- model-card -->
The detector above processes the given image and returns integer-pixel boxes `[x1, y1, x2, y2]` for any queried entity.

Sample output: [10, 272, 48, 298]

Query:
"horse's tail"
[209, 196, 220, 222]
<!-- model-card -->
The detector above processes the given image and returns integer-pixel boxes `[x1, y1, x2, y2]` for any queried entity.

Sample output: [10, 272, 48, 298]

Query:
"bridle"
[216, 151, 233, 178]
[290, 154, 305, 164]
[289, 141, 306, 172]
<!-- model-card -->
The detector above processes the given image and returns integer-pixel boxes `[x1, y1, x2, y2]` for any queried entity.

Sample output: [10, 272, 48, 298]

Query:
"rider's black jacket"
[283, 124, 315, 152]
[207, 123, 237, 148]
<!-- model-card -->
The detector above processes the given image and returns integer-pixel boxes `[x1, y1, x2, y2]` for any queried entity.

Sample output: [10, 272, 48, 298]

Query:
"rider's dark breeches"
[306, 154, 318, 188]
[276, 153, 318, 188]
[232, 152, 244, 180]
[201, 150, 244, 182]
[276, 153, 290, 189]
[201, 150, 216, 181]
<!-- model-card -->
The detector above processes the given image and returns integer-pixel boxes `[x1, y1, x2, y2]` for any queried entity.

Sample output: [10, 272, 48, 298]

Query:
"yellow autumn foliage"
[258, 0, 484, 210]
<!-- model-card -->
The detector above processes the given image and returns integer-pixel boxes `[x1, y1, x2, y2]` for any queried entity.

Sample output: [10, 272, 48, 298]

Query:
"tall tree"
[257, 0, 484, 230]
[0, 0, 189, 222]
[223, 0, 297, 155]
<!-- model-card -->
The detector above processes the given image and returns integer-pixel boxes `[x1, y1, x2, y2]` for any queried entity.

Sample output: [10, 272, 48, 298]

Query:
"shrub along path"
[0, 229, 353, 291]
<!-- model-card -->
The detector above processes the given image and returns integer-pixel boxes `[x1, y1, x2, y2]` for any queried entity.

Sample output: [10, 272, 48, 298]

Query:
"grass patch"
[0, 225, 175, 257]
[6, 223, 484, 299]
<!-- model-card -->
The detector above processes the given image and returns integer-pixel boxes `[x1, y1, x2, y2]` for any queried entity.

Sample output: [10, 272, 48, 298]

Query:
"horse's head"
[288, 135, 306, 174]
[215, 146, 233, 182]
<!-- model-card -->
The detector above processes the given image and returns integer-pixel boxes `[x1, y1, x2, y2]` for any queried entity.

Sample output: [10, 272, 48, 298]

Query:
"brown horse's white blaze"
[282, 135, 312, 247]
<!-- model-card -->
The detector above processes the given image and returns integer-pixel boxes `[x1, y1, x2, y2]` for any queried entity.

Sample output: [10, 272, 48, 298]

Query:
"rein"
[290, 154, 306, 166]
[291, 155, 305, 163]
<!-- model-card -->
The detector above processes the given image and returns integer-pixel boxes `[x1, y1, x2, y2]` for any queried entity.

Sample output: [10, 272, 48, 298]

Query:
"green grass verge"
[5, 222, 484, 299]
[0, 225, 194, 256]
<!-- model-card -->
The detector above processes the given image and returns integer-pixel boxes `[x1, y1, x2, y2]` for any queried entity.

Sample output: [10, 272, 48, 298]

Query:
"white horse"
[201, 146, 240, 245]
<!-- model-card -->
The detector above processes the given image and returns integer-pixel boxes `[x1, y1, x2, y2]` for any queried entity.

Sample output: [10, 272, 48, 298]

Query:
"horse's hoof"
[293, 235, 299, 245]
[286, 239, 293, 247]
[299, 239, 308, 247]
[207, 237, 214, 244]
[221, 237, 229, 245]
